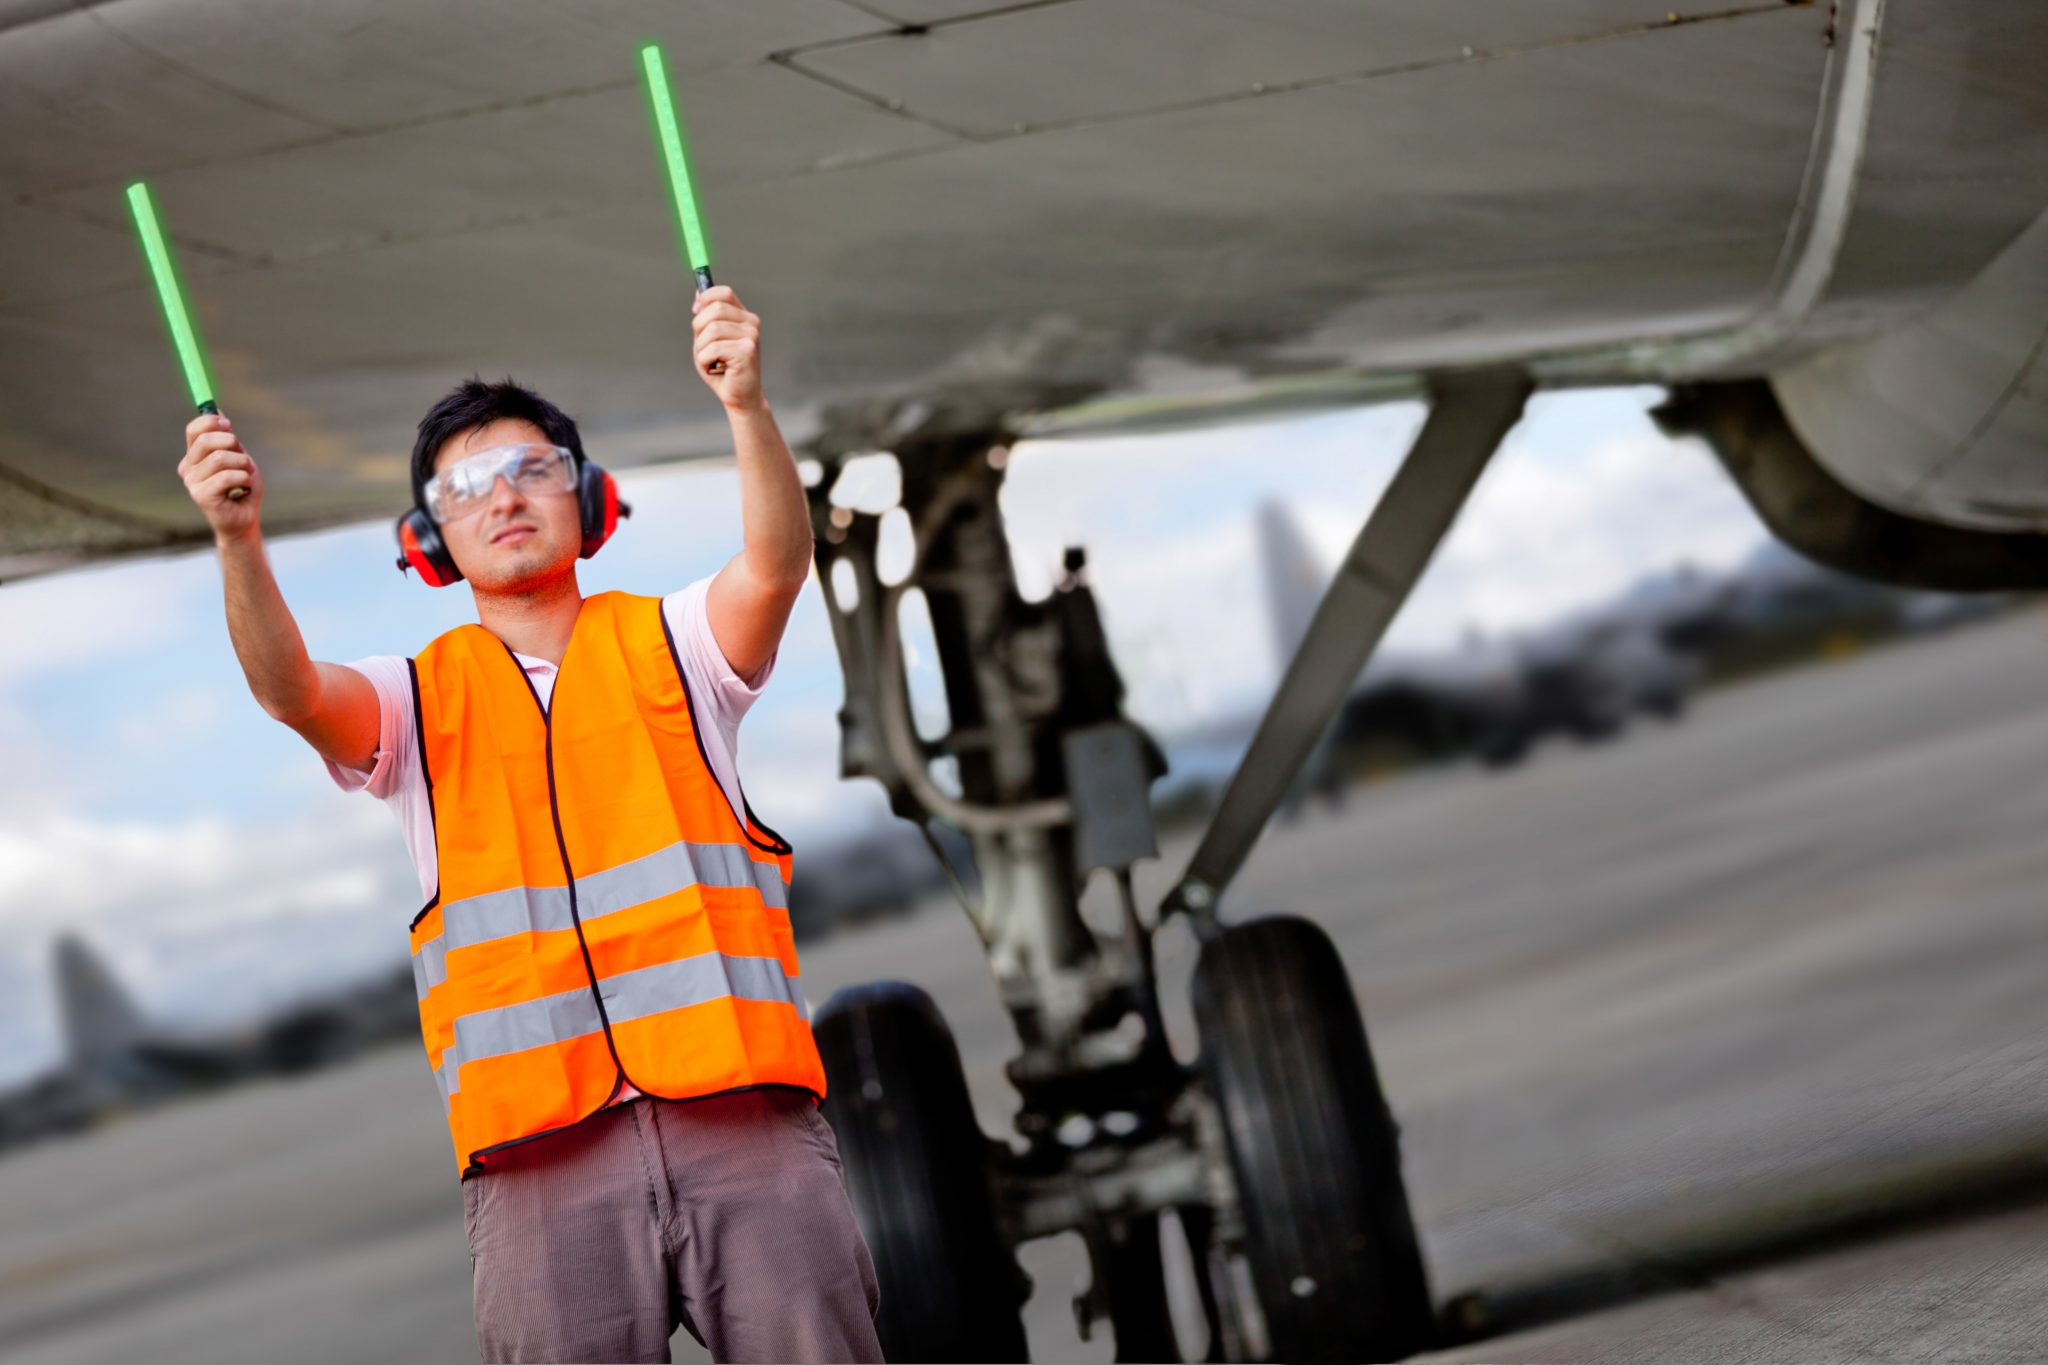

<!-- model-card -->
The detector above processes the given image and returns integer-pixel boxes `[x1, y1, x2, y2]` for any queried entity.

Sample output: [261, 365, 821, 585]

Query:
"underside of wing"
[2, 0, 2045, 578]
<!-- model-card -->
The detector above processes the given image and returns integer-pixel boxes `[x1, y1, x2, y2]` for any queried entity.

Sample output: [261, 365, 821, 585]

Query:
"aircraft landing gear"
[804, 371, 1529, 1360]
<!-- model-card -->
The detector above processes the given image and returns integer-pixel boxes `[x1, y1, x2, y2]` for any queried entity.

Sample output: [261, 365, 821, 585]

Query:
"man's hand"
[179, 411, 262, 541]
[692, 285, 763, 412]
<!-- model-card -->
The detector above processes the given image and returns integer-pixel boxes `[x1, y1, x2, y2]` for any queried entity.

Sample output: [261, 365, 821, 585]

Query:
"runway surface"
[2, 609, 2045, 1363]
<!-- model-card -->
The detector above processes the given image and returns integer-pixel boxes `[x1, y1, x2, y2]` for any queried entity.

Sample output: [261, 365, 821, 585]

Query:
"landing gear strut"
[806, 372, 1531, 1361]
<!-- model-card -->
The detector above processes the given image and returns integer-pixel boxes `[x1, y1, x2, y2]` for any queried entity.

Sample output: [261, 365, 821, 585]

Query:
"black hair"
[410, 375, 585, 508]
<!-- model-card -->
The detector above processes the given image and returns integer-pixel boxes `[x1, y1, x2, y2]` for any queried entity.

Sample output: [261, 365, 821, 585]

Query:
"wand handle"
[695, 268, 727, 376]
[198, 399, 249, 502]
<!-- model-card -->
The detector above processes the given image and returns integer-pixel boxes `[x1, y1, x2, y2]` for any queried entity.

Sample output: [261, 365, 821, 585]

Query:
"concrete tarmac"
[2, 609, 2045, 1364]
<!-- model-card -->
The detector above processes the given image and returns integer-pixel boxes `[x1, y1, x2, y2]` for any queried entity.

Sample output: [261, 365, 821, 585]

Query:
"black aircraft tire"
[814, 981, 1027, 1363]
[1192, 916, 1435, 1362]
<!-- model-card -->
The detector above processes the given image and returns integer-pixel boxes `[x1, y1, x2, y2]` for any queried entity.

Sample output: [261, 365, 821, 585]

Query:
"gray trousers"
[461, 1086, 884, 1364]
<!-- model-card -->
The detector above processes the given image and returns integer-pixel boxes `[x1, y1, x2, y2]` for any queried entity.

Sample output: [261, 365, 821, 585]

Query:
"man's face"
[431, 418, 582, 591]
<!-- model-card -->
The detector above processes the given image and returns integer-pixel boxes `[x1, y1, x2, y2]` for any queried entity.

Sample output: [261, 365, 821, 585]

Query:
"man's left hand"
[692, 285, 764, 412]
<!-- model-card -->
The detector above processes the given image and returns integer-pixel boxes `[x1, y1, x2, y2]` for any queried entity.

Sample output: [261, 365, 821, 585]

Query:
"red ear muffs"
[396, 455, 627, 584]
[577, 458, 631, 559]
[394, 507, 462, 587]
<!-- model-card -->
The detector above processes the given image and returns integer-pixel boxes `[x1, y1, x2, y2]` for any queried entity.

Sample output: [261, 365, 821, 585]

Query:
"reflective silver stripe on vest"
[598, 951, 811, 1028]
[579, 841, 786, 920]
[411, 840, 787, 1001]
[430, 950, 807, 1107]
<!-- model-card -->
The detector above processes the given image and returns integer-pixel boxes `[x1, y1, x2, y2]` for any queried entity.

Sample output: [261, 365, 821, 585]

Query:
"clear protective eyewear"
[425, 443, 578, 524]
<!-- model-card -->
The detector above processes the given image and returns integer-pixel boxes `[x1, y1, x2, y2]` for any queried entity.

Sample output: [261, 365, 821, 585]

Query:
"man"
[176, 287, 883, 1365]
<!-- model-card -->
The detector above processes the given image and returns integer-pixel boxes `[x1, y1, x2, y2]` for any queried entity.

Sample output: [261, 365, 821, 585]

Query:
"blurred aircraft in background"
[1256, 496, 1706, 774]
[785, 808, 951, 938]
[1151, 502, 2012, 819]
[0, 934, 415, 1155]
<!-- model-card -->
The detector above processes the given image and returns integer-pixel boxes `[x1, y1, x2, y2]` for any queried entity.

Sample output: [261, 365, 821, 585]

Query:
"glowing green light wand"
[639, 42, 727, 374]
[126, 180, 246, 499]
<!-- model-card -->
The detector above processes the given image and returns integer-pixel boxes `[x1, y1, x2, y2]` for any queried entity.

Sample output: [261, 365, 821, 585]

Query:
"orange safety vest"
[404, 589, 823, 1177]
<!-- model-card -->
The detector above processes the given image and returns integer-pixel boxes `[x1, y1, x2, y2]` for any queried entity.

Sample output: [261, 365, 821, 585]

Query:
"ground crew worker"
[176, 286, 884, 1364]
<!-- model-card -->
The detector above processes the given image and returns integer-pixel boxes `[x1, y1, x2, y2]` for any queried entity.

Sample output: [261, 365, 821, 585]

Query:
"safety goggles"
[424, 443, 578, 524]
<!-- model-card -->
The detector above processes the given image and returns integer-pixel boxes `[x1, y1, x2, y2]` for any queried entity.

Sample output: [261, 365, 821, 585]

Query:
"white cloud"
[0, 796, 419, 1082]
[998, 390, 1768, 721]
[0, 693, 79, 817]
[110, 685, 226, 753]
[0, 550, 214, 683]
[0, 797, 400, 928]
[1390, 426, 1764, 651]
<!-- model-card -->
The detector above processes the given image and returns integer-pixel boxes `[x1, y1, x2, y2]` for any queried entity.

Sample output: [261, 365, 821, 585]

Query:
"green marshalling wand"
[126, 180, 246, 499]
[639, 41, 728, 374]
[640, 42, 712, 290]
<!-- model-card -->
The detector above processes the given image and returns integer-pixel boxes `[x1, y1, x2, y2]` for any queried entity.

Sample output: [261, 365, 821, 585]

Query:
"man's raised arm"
[178, 410, 380, 772]
[692, 285, 813, 680]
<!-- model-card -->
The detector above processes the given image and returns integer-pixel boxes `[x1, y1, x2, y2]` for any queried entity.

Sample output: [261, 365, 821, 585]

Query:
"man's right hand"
[182, 410, 380, 771]
[179, 411, 262, 539]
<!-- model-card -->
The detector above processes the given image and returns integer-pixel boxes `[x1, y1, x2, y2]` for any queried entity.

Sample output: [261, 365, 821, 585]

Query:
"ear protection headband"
[393, 455, 630, 587]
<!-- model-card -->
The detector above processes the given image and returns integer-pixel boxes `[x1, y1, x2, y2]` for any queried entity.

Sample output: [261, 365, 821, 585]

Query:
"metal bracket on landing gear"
[1161, 368, 1534, 929]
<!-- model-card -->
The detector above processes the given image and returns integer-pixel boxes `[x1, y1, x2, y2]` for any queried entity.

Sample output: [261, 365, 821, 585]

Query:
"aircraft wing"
[4, 0, 2046, 580]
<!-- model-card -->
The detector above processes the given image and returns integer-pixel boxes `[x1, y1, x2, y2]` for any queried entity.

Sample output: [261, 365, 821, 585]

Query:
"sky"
[0, 386, 1770, 1082]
